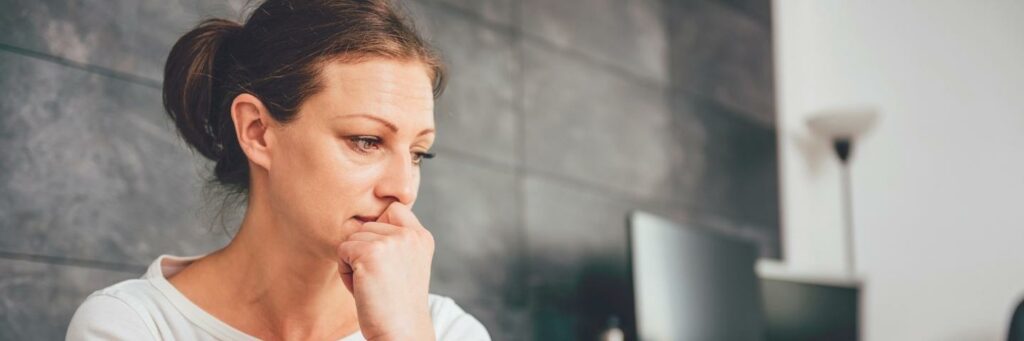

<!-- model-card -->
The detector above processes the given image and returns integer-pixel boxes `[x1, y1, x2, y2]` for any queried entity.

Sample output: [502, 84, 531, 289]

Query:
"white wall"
[773, 1, 1024, 340]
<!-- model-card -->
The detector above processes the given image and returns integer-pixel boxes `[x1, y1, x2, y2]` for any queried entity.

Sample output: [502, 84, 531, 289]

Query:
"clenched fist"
[336, 202, 436, 341]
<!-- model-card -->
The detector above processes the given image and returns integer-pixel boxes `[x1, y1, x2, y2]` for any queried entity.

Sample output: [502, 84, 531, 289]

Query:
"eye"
[348, 136, 382, 153]
[412, 151, 435, 165]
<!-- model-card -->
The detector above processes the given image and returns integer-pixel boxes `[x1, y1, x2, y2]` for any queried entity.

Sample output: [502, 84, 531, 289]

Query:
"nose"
[373, 152, 417, 206]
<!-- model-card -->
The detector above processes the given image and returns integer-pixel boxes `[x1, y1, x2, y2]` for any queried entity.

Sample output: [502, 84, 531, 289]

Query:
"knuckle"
[396, 227, 415, 241]
[367, 241, 387, 256]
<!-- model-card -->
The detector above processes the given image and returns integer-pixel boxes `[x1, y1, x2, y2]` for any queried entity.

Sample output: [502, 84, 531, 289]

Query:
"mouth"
[353, 215, 378, 224]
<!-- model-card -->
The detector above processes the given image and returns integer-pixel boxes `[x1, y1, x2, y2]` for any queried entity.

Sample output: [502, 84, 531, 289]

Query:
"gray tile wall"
[0, 0, 778, 339]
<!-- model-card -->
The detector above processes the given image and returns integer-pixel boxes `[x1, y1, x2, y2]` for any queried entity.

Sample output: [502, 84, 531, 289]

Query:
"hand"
[337, 202, 436, 341]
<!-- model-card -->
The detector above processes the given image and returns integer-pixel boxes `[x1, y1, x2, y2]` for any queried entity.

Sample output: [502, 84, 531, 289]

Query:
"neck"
[204, 180, 358, 338]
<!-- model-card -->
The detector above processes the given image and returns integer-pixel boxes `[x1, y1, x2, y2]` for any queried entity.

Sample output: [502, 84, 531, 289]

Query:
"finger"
[345, 231, 385, 242]
[356, 222, 402, 235]
[378, 201, 421, 229]
[336, 240, 372, 266]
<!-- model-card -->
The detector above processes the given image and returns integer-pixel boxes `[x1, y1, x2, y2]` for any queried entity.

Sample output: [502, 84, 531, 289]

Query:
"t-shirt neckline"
[144, 254, 363, 341]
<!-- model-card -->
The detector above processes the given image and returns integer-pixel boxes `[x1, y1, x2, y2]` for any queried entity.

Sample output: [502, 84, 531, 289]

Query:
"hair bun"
[162, 18, 243, 162]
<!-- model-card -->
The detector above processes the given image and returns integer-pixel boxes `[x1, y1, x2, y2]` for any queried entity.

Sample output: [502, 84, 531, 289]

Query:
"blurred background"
[1, 0, 1022, 340]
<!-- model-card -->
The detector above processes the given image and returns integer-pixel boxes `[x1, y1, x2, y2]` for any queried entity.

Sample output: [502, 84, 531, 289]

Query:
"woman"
[66, 0, 490, 340]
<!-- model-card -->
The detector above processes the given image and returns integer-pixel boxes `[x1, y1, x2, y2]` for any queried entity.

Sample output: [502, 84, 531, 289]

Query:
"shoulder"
[67, 279, 161, 340]
[427, 294, 492, 341]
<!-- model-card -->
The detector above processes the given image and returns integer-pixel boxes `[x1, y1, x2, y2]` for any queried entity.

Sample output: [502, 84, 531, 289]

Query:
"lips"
[354, 216, 378, 223]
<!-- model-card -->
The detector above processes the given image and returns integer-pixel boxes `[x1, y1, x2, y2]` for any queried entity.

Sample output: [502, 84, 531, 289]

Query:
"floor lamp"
[807, 109, 878, 276]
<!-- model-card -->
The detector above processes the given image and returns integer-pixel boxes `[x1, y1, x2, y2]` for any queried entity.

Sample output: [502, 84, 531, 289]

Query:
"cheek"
[269, 136, 380, 227]
[410, 170, 422, 205]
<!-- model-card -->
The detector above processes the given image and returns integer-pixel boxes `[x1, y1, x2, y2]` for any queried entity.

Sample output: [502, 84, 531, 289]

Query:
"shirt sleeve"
[66, 293, 156, 341]
[432, 296, 492, 341]
[438, 313, 491, 341]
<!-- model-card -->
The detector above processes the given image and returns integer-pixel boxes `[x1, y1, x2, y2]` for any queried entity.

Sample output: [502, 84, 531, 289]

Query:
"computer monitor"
[629, 211, 764, 341]
[760, 276, 859, 341]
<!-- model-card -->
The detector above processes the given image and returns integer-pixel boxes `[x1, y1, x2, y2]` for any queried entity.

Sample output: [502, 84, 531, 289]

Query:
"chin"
[328, 218, 363, 243]
[290, 218, 357, 260]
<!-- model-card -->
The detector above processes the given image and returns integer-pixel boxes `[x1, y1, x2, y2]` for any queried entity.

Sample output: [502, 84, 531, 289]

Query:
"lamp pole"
[806, 108, 877, 278]
[833, 138, 855, 275]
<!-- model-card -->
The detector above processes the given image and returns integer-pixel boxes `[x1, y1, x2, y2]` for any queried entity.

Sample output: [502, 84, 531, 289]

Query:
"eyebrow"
[338, 113, 435, 136]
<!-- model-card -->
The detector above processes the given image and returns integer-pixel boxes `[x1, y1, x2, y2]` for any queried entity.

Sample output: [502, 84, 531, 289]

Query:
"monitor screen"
[629, 211, 764, 341]
[760, 277, 859, 341]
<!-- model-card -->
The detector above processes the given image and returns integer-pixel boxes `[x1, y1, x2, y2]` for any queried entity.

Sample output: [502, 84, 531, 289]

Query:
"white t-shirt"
[66, 255, 490, 340]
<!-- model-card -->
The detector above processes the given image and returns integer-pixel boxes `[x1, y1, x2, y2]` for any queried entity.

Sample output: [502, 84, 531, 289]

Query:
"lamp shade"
[806, 109, 879, 139]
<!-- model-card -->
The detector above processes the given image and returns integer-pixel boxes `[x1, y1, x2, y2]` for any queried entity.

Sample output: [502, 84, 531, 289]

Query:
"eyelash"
[348, 136, 435, 165]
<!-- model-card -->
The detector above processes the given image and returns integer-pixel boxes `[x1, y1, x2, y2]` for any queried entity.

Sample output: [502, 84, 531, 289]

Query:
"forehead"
[306, 58, 435, 126]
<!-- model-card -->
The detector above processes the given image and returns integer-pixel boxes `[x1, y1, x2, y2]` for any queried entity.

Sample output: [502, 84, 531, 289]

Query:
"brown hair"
[163, 0, 445, 195]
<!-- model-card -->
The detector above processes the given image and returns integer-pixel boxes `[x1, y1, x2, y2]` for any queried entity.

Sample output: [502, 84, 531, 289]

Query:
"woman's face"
[264, 59, 436, 258]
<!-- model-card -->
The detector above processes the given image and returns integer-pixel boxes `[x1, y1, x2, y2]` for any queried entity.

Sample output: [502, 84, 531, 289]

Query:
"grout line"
[422, 0, 775, 125]
[416, 0, 668, 90]
[704, 0, 773, 32]
[0, 43, 162, 90]
[670, 84, 777, 129]
[430, 145, 517, 173]
[431, 144, 667, 220]
[417, 0, 513, 35]
[432, 143, 778, 242]
[0, 249, 147, 274]
[518, 30, 668, 90]
[662, 1, 777, 126]
[511, 0, 530, 311]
